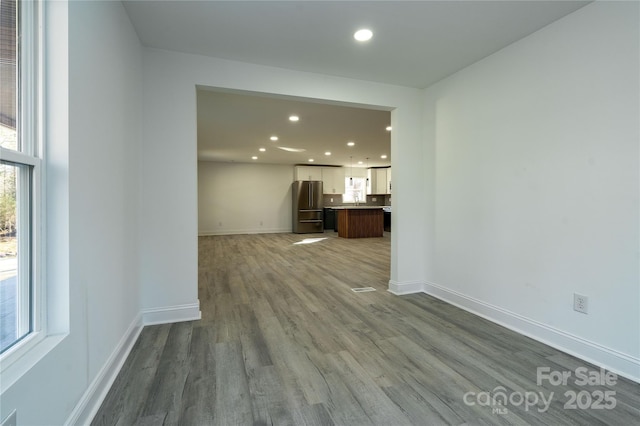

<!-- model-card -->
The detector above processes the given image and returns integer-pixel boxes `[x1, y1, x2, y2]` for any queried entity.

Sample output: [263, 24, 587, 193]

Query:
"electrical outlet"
[1, 410, 17, 426]
[574, 293, 588, 314]
[330, 198, 333, 203]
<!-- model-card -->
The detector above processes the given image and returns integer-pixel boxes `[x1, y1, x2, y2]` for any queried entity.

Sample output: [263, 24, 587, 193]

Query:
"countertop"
[331, 205, 391, 210]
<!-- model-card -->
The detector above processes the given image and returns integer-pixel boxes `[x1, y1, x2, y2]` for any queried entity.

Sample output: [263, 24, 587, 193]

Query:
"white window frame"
[0, 0, 45, 372]
[342, 177, 367, 204]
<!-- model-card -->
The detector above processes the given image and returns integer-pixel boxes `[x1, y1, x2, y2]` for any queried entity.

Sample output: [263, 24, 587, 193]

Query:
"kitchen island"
[333, 206, 386, 238]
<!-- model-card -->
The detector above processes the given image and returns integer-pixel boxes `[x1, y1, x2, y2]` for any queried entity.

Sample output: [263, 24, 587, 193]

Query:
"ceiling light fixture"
[251, 156, 258, 160]
[386, 126, 392, 131]
[381, 154, 387, 159]
[358, 161, 363, 165]
[347, 141, 355, 147]
[308, 159, 314, 163]
[270, 136, 278, 141]
[354, 29, 373, 42]
[325, 151, 331, 156]
[277, 146, 306, 153]
[259, 148, 266, 152]
[289, 115, 299, 122]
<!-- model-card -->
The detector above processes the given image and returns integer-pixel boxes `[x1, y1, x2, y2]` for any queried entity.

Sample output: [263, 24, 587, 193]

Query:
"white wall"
[424, 1, 639, 379]
[69, 0, 142, 387]
[0, 1, 144, 424]
[198, 162, 294, 235]
[140, 48, 426, 313]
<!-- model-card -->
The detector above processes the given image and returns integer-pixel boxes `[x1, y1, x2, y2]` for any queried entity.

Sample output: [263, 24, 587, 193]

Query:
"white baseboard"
[65, 313, 143, 426]
[142, 302, 201, 326]
[387, 280, 640, 383]
[199, 228, 291, 236]
[388, 279, 423, 295]
[66, 302, 202, 425]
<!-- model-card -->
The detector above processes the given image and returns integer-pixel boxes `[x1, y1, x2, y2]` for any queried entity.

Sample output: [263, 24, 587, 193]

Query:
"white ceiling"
[197, 89, 391, 167]
[123, 0, 590, 167]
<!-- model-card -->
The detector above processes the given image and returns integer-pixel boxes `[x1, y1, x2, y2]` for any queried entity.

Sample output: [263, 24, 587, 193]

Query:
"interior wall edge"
[387, 279, 424, 295]
[141, 302, 202, 326]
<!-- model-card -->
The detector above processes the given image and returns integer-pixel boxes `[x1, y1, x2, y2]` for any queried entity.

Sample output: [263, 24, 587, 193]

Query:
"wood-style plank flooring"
[93, 232, 640, 425]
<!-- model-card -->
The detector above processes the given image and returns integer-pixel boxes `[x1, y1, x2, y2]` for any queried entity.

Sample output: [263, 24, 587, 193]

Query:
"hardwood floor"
[93, 232, 639, 425]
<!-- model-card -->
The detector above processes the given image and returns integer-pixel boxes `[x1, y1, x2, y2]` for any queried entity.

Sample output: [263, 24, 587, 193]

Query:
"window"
[0, 0, 41, 356]
[342, 177, 366, 204]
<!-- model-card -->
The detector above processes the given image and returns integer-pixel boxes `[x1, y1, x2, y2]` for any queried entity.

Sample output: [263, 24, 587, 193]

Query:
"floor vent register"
[351, 287, 377, 293]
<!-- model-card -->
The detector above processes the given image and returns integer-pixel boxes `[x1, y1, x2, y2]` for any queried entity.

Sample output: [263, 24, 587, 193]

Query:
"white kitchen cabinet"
[367, 167, 391, 194]
[366, 169, 373, 195]
[295, 166, 322, 181]
[350, 167, 368, 178]
[375, 168, 387, 194]
[321, 167, 345, 194]
[386, 167, 392, 194]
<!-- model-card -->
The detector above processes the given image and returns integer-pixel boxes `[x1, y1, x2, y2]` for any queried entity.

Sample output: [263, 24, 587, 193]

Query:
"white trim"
[386, 280, 640, 383]
[142, 302, 201, 326]
[65, 301, 201, 425]
[0, 0, 47, 378]
[64, 314, 143, 426]
[198, 228, 291, 236]
[0, 333, 65, 392]
[423, 281, 640, 383]
[0, 148, 40, 166]
[387, 279, 423, 295]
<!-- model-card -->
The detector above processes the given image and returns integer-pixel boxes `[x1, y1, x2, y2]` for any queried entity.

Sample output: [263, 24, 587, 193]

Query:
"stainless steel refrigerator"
[292, 181, 324, 233]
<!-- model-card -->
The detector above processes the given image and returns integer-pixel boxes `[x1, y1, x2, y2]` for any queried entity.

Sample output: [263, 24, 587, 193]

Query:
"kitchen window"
[0, 0, 42, 358]
[342, 177, 366, 204]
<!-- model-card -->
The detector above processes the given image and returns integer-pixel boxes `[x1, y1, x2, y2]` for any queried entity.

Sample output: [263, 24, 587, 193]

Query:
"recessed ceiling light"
[325, 151, 331, 156]
[358, 161, 363, 165]
[289, 115, 299, 122]
[381, 154, 387, 159]
[270, 136, 278, 141]
[354, 29, 373, 42]
[347, 141, 355, 146]
[308, 159, 314, 162]
[252, 156, 258, 160]
[386, 126, 392, 131]
[259, 148, 266, 152]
